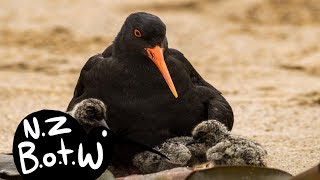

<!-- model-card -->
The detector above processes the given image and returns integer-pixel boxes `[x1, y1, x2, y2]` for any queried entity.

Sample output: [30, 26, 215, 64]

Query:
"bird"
[193, 120, 267, 167]
[133, 120, 267, 174]
[66, 12, 234, 172]
[132, 138, 192, 174]
[68, 98, 109, 133]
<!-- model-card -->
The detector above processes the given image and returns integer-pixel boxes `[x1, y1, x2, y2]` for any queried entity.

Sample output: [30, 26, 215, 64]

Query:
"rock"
[97, 169, 115, 180]
[118, 167, 193, 180]
[186, 166, 292, 180]
[0, 154, 21, 180]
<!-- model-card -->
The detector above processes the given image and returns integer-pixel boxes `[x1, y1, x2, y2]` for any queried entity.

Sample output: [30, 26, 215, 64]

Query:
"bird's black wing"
[168, 48, 221, 94]
[102, 44, 113, 58]
[67, 54, 107, 111]
[169, 48, 234, 130]
[207, 93, 234, 130]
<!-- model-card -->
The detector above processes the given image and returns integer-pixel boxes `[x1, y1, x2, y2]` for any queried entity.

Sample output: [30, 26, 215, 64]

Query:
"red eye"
[134, 29, 142, 37]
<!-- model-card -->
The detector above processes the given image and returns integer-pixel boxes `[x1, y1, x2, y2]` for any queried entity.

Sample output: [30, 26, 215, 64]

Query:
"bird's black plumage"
[67, 12, 233, 169]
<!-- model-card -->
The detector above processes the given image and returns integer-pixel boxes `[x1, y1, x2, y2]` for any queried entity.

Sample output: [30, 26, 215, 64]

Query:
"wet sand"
[0, 0, 319, 175]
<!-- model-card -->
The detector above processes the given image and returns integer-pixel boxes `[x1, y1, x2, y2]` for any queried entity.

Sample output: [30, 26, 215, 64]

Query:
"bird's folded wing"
[168, 48, 222, 95]
[67, 54, 107, 111]
[102, 44, 113, 58]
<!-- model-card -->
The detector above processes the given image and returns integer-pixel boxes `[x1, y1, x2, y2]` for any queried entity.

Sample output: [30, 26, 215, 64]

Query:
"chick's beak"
[145, 46, 178, 98]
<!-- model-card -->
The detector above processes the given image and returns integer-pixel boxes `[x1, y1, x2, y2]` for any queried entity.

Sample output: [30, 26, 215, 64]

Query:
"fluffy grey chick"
[192, 120, 267, 167]
[132, 136, 209, 174]
[132, 139, 192, 174]
[68, 98, 108, 133]
[192, 119, 230, 147]
[167, 137, 207, 166]
[133, 120, 267, 173]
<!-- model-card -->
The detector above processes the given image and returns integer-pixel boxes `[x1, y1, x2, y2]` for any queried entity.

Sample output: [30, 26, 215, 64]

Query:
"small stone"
[0, 154, 21, 179]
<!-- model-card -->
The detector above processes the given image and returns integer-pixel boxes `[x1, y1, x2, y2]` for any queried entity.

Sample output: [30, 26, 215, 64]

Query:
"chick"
[206, 137, 267, 166]
[133, 120, 267, 174]
[191, 119, 230, 147]
[132, 139, 192, 174]
[132, 136, 209, 174]
[67, 98, 108, 133]
[192, 120, 267, 167]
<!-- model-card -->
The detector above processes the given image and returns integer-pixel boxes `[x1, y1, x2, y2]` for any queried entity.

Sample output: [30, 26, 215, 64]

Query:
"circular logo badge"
[12, 110, 113, 180]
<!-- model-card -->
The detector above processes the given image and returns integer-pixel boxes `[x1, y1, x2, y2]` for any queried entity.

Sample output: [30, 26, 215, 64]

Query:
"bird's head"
[191, 120, 230, 146]
[68, 98, 109, 133]
[113, 12, 178, 98]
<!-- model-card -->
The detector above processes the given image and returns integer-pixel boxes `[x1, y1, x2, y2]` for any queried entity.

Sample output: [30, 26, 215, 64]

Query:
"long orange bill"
[145, 46, 178, 98]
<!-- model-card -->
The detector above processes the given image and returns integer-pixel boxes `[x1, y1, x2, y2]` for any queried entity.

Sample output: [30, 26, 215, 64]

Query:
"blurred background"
[0, 0, 319, 175]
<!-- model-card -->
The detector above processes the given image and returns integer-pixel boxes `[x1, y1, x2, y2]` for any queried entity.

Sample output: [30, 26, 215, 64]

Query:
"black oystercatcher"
[67, 12, 234, 170]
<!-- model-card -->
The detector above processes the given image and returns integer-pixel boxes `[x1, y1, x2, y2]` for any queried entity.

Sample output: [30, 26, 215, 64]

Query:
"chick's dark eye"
[133, 29, 142, 38]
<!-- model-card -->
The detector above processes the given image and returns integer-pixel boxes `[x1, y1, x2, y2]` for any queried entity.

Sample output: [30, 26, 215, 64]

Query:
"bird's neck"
[113, 40, 140, 60]
[112, 44, 150, 67]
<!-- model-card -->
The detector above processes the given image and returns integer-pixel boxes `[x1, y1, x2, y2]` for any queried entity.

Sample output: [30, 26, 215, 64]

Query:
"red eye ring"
[134, 29, 142, 38]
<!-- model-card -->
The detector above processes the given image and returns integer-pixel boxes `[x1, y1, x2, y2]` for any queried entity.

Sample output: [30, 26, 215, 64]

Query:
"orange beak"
[145, 46, 178, 98]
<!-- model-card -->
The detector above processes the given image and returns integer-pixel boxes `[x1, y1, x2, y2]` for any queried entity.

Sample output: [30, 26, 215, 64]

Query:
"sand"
[0, 0, 319, 176]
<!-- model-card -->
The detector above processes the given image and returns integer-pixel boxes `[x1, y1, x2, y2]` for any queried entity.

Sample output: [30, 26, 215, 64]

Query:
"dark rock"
[0, 154, 21, 180]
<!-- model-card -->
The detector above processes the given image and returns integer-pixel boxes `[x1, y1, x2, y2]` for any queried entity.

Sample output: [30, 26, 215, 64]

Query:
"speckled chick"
[133, 120, 267, 173]
[192, 120, 267, 167]
[68, 98, 108, 133]
[132, 139, 192, 174]
[132, 136, 209, 174]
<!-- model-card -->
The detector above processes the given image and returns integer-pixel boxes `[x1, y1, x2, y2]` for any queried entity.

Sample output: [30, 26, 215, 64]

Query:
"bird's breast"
[105, 60, 189, 101]
[100, 60, 207, 145]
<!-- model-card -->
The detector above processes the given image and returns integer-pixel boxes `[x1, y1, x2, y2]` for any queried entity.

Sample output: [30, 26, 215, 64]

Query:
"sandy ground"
[0, 0, 319, 176]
